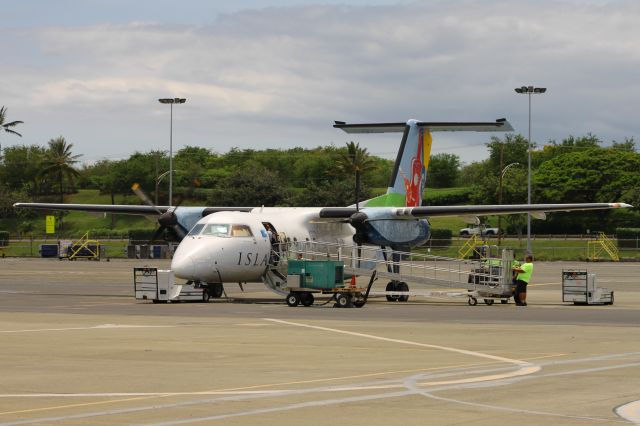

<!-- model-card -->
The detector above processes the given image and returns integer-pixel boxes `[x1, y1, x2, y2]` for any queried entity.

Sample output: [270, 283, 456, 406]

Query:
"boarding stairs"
[587, 232, 619, 261]
[262, 240, 514, 302]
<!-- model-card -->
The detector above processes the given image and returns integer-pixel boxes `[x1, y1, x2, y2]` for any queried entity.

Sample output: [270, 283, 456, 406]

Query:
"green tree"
[486, 134, 529, 174]
[40, 137, 81, 202]
[335, 141, 376, 209]
[534, 147, 640, 232]
[426, 153, 460, 188]
[0, 145, 48, 195]
[209, 164, 286, 207]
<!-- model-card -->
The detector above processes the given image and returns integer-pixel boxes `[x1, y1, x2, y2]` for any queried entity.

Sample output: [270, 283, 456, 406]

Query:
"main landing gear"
[385, 280, 409, 302]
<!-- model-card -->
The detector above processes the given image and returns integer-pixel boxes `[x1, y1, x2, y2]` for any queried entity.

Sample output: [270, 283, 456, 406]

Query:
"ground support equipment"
[562, 269, 613, 305]
[60, 232, 101, 260]
[284, 259, 376, 308]
[133, 267, 206, 303]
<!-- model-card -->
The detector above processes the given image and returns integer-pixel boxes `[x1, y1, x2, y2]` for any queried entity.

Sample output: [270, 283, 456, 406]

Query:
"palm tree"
[0, 106, 23, 156]
[336, 141, 376, 210]
[40, 137, 81, 202]
[0, 106, 23, 138]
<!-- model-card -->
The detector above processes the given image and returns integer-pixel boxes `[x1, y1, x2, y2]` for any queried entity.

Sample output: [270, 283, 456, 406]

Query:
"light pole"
[158, 97, 186, 206]
[514, 85, 546, 252]
[498, 162, 520, 245]
[155, 170, 172, 206]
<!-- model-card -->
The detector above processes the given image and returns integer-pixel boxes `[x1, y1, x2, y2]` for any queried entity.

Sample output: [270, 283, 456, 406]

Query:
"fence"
[1, 236, 640, 260]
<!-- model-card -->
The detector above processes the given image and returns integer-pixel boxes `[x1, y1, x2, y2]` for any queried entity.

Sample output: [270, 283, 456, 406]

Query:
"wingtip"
[611, 202, 633, 208]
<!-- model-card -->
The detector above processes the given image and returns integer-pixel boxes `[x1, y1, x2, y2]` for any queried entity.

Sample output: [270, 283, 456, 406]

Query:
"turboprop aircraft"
[14, 118, 632, 300]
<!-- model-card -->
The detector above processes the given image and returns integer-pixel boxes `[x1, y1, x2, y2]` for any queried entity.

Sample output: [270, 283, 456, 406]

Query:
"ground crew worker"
[511, 259, 521, 300]
[513, 254, 534, 306]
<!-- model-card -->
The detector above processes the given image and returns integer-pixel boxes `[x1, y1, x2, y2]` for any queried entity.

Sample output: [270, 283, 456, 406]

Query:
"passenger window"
[187, 224, 205, 236]
[202, 224, 230, 237]
[231, 225, 253, 237]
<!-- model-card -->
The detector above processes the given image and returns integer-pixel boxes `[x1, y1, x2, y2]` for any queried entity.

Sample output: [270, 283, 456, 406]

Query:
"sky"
[2, 0, 639, 165]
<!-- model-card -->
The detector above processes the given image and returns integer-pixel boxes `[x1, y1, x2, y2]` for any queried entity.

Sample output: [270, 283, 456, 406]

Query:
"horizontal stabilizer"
[333, 118, 513, 134]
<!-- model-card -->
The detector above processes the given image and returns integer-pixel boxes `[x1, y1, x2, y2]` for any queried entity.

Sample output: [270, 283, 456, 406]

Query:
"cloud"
[2, 0, 639, 163]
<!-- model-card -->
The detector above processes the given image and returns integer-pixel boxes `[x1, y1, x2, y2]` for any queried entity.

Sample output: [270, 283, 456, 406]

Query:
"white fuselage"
[171, 208, 354, 283]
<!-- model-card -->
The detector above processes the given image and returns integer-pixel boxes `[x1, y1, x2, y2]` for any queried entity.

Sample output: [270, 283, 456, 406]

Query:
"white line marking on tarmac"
[2, 354, 635, 425]
[263, 318, 538, 368]
[0, 324, 174, 333]
[616, 400, 640, 425]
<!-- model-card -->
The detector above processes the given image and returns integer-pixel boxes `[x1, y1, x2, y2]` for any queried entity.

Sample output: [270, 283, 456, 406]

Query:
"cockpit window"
[231, 224, 253, 237]
[187, 223, 205, 236]
[202, 224, 230, 236]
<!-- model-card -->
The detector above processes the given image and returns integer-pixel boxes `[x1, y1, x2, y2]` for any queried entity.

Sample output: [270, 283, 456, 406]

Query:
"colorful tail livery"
[334, 119, 513, 207]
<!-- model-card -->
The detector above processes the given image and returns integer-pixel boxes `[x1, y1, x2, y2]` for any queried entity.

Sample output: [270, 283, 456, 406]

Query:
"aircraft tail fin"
[334, 119, 513, 207]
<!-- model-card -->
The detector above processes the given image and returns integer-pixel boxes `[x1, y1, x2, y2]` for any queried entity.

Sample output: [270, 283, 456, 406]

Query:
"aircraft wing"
[12, 203, 169, 215]
[319, 203, 633, 219]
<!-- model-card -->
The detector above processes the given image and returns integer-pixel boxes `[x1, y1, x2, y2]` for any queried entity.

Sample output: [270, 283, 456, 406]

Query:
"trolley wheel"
[353, 299, 366, 308]
[606, 292, 614, 305]
[202, 289, 210, 302]
[286, 293, 300, 307]
[501, 299, 509, 304]
[484, 299, 494, 306]
[301, 292, 314, 307]
[336, 293, 352, 308]
[385, 281, 399, 302]
[468, 296, 478, 306]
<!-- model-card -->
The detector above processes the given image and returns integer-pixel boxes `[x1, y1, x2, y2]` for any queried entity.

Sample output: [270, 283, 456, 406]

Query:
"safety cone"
[349, 276, 356, 287]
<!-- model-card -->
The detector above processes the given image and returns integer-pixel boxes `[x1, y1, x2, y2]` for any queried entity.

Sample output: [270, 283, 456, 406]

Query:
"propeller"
[349, 211, 368, 245]
[131, 183, 187, 242]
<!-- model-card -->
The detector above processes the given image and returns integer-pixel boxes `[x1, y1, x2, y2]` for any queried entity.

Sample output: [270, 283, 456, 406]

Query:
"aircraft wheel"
[484, 299, 494, 306]
[301, 292, 314, 307]
[202, 289, 210, 302]
[336, 293, 352, 308]
[398, 282, 409, 302]
[286, 293, 300, 307]
[209, 283, 224, 298]
[386, 281, 399, 302]
[468, 296, 478, 306]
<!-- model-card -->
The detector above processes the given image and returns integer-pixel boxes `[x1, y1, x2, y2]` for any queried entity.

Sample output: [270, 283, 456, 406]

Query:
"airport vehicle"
[14, 118, 632, 299]
[284, 259, 376, 308]
[134, 267, 206, 303]
[459, 224, 500, 237]
[562, 269, 614, 305]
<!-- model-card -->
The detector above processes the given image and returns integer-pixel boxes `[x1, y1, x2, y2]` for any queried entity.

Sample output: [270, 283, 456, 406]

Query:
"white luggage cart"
[134, 267, 207, 303]
[562, 269, 614, 305]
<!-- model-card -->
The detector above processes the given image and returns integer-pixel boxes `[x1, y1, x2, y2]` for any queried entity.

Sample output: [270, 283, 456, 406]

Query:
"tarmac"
[0, 257, 639, 425]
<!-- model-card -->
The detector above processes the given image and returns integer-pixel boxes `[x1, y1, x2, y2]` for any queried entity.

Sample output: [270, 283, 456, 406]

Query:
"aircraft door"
[223, 224, 270, 281]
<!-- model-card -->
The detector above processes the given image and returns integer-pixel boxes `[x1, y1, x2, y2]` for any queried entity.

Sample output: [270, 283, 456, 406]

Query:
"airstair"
[262, 240, 515, 304]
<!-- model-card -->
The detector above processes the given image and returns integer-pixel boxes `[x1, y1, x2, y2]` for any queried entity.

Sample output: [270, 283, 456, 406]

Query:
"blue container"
[151, 245, 163, 259]
[39, 244, 59, 258]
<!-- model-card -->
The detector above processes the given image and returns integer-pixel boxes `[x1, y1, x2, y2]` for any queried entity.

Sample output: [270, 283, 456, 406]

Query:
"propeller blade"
[131, 183, 163, 214]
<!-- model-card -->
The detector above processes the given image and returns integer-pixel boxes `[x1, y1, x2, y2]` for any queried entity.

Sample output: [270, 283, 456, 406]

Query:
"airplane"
[14, 118, 632, 301]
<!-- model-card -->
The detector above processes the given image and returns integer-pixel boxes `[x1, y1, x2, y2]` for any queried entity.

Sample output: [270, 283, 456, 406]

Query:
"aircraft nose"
[171, 254, 196, 280]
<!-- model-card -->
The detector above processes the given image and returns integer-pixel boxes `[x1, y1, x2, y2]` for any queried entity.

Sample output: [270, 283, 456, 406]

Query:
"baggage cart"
[284, 259, 376, 308]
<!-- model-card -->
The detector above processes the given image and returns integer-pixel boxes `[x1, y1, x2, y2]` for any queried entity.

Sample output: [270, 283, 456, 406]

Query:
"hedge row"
[617, 228, 640, 248]
[428, 228, 453, 248]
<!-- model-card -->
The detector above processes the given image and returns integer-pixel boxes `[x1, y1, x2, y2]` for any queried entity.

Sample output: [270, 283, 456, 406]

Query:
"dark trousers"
[515, 280, 528, 303]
